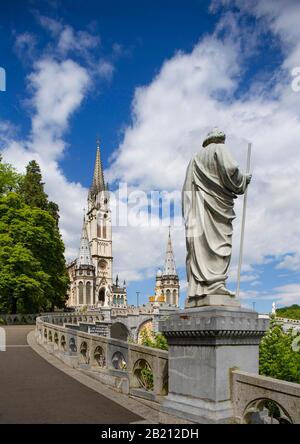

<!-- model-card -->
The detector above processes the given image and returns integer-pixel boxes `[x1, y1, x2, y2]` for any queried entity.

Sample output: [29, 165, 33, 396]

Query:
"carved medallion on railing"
[243, 399, 293, 424]
[111, 351, 127, 370]
[60, 335, 66, 351]
[80, 341, 90, 364]
[94, 346, 106, 368]
[69, 337, 77, 353]
[133, 359, 154, 391]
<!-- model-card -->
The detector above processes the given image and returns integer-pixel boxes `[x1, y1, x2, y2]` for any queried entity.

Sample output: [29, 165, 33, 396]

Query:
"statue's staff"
[236, 142, 252, 298]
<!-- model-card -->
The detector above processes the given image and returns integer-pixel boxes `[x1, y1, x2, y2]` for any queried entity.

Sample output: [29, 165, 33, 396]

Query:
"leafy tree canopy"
[138, 328, 168, 350]
[276, 304, 300, 320]
[19, 160, 59, 223]
[0, 154, 22, 196]
[0, 158, 69, 314]
[259, 320, 300, 384]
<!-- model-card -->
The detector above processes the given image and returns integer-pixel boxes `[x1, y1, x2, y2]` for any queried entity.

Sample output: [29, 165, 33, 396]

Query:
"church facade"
[67, 141, 127, 308]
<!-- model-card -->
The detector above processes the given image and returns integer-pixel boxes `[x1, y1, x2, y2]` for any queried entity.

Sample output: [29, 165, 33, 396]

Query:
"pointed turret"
[90, 138, 106, 194]
[150, 227, 180, 306]
[77, 216, 93, 266]
[163, 228, 177, 276]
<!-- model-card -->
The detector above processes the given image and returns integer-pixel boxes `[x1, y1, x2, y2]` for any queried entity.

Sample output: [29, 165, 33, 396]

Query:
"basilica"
[67, 141, 127, 308]
[67, 140, 180, 309]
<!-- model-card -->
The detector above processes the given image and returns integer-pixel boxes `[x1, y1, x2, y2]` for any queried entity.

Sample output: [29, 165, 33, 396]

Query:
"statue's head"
[202, 128, 226, 147]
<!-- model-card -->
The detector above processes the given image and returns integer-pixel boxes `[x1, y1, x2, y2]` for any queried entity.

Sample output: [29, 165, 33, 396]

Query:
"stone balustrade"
[35, 313, 300, 423]
[40, 312, 104, 326]
[0, 311, 102, 325]
[275, 317, 300, 333]
[276, 317, 300, 324]
[0, 312, 57, 325]
[36, 315, 168, 402]
[231, 370, 300, 424]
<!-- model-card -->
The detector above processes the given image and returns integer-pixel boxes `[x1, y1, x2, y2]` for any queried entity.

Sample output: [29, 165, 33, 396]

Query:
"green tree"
[20, 160, 59, 223]
[0, 155, 22, 196]
[0, 193, 69, 313]
[259, 320, 300, 383]
[138, 328, 168, 351]
[47, 200, 60, 225]
[19, 160, 48, 209]
[276, 304, 300, 320]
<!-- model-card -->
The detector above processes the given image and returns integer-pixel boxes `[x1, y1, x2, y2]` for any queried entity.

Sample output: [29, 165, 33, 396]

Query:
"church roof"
[163, 228, 177, 276]
[77, 217, 93, 267]
[90, 138, 106, 194]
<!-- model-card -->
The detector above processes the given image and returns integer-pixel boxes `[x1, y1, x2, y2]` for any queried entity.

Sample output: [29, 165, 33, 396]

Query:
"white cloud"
[239, 289, 260, 300]
[1, 16, 118, 265]
[37, 15, 63, 36]
[14, 32, 37, 61]
[277, 254, 300, 272]
[106, 0, 300, 295]
[212, 1, 300, 70]
[35, 15, 114, 83]
[97, 60, 114, 81]
[57, 26, 100, 56]
[239, 283, 300, 307]
[28, 58, 90, 158]
[272, 284, 300, 306]
[1, 57, 90, 262]
[3, 3, 300, 303]
[112, 224, 185, 281]
[108, 35, 240, 190]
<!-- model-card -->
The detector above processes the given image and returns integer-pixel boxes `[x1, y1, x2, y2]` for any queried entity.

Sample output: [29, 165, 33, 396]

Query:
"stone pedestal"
[159, 306, 268, 423]
[185, 294, 241, 308]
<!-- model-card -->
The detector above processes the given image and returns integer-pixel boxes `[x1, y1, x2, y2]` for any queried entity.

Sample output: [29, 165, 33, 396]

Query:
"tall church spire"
[163, 227, 177, 276]
[77, 216, 93, 266]
[91, 137, 105, 194]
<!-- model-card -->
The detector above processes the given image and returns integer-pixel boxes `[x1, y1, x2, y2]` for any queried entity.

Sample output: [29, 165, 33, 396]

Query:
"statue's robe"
[182, 142, 247, 299]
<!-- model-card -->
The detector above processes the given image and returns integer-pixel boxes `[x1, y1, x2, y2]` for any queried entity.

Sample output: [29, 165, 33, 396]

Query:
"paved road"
[0, 326, 142, 424]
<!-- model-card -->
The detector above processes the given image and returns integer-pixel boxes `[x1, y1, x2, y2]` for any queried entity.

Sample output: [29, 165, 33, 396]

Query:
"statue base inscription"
[159, 305, 268, 424]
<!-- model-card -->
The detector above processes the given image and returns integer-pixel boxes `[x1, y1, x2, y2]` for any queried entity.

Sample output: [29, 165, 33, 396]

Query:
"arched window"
[86, 282, 91, 305]
[78, 282, 84, 305]
[102, 220, 106, 239]
[172, 289, 177, 306]
[98, 287, 105, 306]
[166, 289, 171, 304]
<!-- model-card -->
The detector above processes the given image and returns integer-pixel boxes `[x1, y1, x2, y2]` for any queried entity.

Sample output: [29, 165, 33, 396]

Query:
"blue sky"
[1, 0, 218, 181]
[1, 0, 300, 312]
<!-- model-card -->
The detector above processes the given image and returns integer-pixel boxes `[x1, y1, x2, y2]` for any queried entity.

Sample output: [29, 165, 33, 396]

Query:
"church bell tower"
[86, 138, 113, 306]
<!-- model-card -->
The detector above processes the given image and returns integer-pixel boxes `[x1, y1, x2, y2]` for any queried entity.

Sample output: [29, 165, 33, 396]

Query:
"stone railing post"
[159, 306, 268, 423]
[153, 355, 167, 397]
